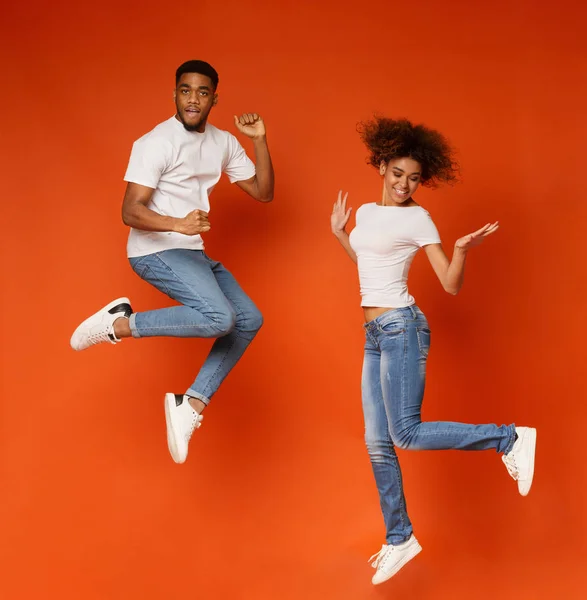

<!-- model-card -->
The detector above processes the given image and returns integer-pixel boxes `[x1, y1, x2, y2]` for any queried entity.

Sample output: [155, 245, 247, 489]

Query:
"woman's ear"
[379, 161, 387, 176]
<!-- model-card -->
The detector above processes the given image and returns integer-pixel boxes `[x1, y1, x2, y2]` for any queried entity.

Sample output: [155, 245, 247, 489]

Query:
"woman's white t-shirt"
[124, 116, 256, 258]
[349, 203, 441, 307]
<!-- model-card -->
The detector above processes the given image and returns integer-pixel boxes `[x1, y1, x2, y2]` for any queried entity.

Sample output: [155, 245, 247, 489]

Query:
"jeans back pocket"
[416, 327, 431, 358]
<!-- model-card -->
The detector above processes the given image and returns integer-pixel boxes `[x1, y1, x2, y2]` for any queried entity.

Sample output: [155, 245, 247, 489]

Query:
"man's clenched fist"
[176, 209, 211, 236]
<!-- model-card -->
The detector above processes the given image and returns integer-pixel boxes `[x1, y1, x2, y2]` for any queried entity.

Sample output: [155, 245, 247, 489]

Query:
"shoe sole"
[164, 393, 185, 464]
[519, 428, 537, 497]
[70, 297, 131, 351]
[372, 542, 422, 585]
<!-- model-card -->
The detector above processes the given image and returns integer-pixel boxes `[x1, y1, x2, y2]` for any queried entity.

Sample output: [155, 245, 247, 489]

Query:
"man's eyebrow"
[178, 83, 211, 90]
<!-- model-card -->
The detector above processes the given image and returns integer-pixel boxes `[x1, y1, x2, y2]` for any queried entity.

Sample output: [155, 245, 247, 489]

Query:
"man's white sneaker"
[369, 535, 422, 585]
[502, 426, 537, 496]
[164, 394, 203, 464]
[70, 297, 133, 351]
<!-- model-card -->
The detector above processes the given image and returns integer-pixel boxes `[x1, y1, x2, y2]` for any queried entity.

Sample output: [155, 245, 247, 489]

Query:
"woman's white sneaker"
[502, 426, 537, 496]
[369, 535, 422, 585]
[164, 394, 203, 464]
[70, 297, 133, 351]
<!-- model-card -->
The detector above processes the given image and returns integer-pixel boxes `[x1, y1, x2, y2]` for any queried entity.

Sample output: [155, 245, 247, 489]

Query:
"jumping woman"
[331, 117, 536, 585]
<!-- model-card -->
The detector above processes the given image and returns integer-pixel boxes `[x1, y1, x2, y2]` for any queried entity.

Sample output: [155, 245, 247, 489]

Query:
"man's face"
[174, 72, 217, 132]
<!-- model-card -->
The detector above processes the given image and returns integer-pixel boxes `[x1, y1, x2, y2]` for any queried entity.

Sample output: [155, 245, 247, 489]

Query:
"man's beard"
[180, 117, 201, 132]
[176, 102, 206, 132]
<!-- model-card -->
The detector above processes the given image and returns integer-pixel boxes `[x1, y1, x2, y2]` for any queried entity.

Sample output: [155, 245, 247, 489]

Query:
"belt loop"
[409, 305, 417, 320]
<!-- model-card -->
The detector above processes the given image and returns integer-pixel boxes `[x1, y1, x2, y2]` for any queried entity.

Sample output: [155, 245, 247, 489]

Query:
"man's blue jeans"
[128, 249, 263, 404]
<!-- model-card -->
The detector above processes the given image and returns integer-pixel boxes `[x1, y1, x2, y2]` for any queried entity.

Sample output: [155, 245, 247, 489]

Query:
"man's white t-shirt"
[349, 203, 441, 307]
[124, 116, 256, 258]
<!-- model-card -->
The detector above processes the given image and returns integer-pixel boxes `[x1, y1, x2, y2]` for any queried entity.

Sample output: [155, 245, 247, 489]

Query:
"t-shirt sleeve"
[414, 212, 441, 247]
[123, 136, 171, 189]
[223, 134, 256, 183]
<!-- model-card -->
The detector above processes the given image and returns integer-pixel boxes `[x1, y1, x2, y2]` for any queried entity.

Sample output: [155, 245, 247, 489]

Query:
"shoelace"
[368, 545, 392, 569]
[87, 326, 119, 346]
[185, 412, 203, 442]
[502, 453, 519, 480]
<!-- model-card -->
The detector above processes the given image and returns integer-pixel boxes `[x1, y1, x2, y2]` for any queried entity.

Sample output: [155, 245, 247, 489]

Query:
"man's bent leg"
[186, 257, 263, 404]
[128, 250, 236, 339]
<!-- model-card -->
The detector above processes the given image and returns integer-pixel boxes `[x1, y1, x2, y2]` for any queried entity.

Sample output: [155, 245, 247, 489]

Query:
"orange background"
[1, 0, 586, 598]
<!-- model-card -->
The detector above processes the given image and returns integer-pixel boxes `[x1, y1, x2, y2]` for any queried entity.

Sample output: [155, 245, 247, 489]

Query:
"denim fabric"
[361, 305, 515, 544]
[129, 249, 263, 404]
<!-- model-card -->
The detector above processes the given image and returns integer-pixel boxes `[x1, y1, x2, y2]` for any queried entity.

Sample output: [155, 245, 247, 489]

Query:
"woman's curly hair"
[358, 116, 459, 187]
